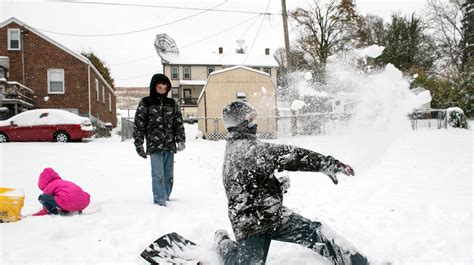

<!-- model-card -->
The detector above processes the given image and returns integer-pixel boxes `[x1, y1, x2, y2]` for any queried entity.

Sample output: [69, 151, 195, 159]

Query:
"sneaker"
[213, 229, 230, 249]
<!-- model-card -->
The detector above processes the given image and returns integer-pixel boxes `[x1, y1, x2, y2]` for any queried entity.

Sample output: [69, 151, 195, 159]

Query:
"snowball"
[304, 72, 313, 81]
[44, 96, 49, 102]
[290, 100, 305, 111]
[413, 73, 419, 78]
[359, 45, 385, 58]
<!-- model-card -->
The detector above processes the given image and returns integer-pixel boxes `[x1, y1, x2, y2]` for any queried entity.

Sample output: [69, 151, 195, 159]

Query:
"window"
[171, 67, 179, 79]
[183, 66, 191, 80]
[7, 29, 20, 50]
[47, 69, 65, 94]
[236, 92, 247, 101]
[108, 93, 112, 112]
[95, 79, 99, 101]
[207, 66, 215, 76]
[171, 87, 179, 99]
[263, 68, 271, 76]
[102, 85, 105, 104]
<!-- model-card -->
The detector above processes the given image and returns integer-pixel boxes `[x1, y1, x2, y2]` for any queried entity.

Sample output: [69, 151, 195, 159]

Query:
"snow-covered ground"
[0, 124, 472, 264]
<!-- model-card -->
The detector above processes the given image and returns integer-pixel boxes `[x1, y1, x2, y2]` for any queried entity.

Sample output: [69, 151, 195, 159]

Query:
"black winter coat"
[133, 96, 185, 154]
[223, 132, 340, 241]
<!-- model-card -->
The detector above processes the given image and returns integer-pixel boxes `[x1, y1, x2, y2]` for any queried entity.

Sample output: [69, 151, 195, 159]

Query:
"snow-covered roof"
[210, 65, 270, 77]
[160, 52, 279, 68]
[0, 17, 116, 96]
[179, 80, 207, 86]
[197, 65, 272, 103]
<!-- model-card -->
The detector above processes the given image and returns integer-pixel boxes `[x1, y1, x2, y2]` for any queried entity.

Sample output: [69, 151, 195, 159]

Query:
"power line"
[242, 0, 271, 64]
[180, 14, 261, 49]
[49, 0, 280, 16]
[111, 14, 260, 67]
[36, 1, 229, 37]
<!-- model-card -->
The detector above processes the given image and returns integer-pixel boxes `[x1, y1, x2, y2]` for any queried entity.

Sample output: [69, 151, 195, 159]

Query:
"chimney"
[265, 48, 270, 55]
[219, 47, 223, 54]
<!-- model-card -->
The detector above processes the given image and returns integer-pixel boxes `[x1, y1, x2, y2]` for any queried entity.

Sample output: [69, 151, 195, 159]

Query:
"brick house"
[0, 17, 117, 127]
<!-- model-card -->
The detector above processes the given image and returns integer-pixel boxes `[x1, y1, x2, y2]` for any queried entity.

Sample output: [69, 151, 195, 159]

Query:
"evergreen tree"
[81, 51, 115, 88]
[376, 14, 435, 73]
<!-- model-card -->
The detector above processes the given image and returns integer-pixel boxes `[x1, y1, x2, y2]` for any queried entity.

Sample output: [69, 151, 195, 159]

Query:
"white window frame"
[95, 79, 99, 102]
[102, 85, 105, 104]
[108, 93, 112, 112]
[263, 67, 271, 76]
[183, 66, 191, 80]
[7, 28, 21, 51]
[171, 66, 179, 79]
[207, 66, 215, 76]
[47, 69, 65, 94]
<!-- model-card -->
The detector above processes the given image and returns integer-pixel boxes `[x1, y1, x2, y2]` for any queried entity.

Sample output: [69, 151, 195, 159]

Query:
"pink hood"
[38, 167, 91, 211]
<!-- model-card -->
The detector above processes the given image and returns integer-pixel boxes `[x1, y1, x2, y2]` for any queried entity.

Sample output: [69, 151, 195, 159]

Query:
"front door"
[183, 89, 192, 104]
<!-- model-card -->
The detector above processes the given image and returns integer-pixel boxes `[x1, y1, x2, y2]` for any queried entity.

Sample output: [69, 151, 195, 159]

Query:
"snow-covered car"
[0, 109, 94, 143]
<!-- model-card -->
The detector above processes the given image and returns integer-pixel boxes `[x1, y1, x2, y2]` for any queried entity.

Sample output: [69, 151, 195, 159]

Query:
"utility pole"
[281, 0, 296, 135]
[281, 0, 291, 70]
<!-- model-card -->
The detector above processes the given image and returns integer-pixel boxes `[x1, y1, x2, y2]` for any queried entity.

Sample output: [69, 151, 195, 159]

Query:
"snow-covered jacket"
[223, 132, 341, 241]
[133, 74, 185, 154]
[36, 167, 90, 212]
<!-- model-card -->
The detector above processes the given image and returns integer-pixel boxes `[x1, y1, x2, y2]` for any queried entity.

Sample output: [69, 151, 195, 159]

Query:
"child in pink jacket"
[33, 167, 90, 216]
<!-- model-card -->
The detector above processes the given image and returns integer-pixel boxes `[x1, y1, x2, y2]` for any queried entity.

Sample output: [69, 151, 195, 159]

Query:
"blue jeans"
[217, 208, 368, 265]
[150, 151, 174, 205]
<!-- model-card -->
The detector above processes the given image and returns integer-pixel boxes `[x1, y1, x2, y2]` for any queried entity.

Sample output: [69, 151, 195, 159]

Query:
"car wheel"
[54, 131, 69, 143]
[0, 133, 8, 143]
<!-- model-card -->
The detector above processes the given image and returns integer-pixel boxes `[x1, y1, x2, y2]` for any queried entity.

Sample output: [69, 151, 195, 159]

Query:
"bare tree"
[291, 0, 359, 67]
[357, 14, 386, 47]
[425, 0, 466, 73]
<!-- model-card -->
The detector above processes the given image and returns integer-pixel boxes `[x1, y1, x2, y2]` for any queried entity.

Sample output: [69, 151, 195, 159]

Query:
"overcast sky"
[1, 0, 427, 87]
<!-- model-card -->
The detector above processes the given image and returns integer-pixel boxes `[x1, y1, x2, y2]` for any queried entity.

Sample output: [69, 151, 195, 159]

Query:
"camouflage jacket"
[133, 96, 185, 154]
[223, 132, 340, 241]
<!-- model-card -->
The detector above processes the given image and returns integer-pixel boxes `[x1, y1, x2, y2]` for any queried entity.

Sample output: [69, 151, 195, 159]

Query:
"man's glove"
[136, 145, 147, 159]
[335, 162, 355, 176]
[324, 159, 355, 185]
[177, 142, 185, 152]
[277, 175, 291, 194]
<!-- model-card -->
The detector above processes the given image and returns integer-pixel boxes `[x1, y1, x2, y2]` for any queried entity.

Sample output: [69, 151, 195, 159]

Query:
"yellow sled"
[0, 187, 24, 222]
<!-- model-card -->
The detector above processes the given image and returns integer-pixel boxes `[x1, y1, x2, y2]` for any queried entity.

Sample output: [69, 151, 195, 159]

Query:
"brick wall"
[0, 21, 117, 127]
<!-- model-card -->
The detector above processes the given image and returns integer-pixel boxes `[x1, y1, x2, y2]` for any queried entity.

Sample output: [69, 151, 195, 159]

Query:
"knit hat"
[222, 101, 257, 132]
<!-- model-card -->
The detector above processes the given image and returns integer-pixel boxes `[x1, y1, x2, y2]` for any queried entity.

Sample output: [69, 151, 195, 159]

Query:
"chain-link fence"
[120, 112, 353, 141]
[121, 117, 135, 141]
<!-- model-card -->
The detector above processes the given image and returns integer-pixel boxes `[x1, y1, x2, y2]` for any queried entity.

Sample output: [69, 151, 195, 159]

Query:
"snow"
[0, 188, 24, 197]
[0, 109, 90, 127]
[160, 52, 279, 68]
[358, 45, 385, 58]
[304, 71, 313, 81]
[0, 123, 471, 264]
[290, 100, 305, 111]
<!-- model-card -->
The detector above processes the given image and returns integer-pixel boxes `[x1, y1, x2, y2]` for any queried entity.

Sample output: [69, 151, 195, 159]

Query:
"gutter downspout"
[87, 64, 91, 119]
[21, 30, 25, 85]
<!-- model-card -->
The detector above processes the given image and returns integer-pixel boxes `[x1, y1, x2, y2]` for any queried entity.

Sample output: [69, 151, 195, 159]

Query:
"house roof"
[0, 17, 116, 96]
[197, 65, 272, 103]
[160, 51, 279, 68]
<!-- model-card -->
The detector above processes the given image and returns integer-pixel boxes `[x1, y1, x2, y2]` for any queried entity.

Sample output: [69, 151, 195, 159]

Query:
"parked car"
[0, 109, 94, 143]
